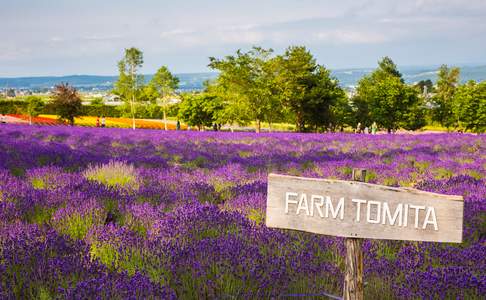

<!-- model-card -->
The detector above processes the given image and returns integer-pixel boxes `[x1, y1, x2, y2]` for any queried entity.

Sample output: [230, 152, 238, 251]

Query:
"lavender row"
[0, 124, 484, 299]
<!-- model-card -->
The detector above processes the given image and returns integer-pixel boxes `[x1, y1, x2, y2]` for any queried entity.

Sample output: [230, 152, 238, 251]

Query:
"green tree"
[353, 57, 425, 132]
[453, 80, 486, 133]
[178, 93, 222, 130]
[205, 80, 251, 131]
[149, 66, 179, 130]
[24, 95, 44, 125]
[432, 65, 460, 129]
[275, 46, 345, 132]
[90, 97, 106, 117]
[113, 47, 144, 129]
[378, 56, 403, 80]
[50, 83, 82, 125]
[209, 47, 278, 133]
[331, 95, 354, 131]
[350, 95, 371, 129]
[306, 66, 347, 131]
[399, 89, 427, 131]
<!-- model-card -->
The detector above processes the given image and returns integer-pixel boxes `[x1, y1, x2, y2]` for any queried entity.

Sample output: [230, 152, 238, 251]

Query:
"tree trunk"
[131, 95, 136, 130]
[163, 109, 167, 131]
[29, 115, 32, 125]
[296, 111, 304, 132]
[131, 71, 136, 130]
[256, 119, 261, 133]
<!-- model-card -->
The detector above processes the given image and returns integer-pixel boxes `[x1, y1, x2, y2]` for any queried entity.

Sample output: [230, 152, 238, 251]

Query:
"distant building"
[166, 96, 181, 104]
[5, 88, 16, 98]
[103, 94, 123, 106]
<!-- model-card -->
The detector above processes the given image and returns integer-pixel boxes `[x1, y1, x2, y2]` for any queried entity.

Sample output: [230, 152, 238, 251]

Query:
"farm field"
[5, 114, 188, 130]
[0, 124, 484, 299]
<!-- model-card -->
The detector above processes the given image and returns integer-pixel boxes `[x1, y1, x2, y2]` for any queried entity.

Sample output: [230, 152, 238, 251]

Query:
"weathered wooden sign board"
[266, 173, 464, 243]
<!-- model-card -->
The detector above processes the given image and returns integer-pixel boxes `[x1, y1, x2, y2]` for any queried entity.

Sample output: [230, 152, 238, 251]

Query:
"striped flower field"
[6, 114, 187, 130]
[0, 124, 484, 299]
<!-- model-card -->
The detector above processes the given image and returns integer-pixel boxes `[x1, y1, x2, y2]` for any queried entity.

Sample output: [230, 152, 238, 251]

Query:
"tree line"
[175, 46, 484, 133]
[3, 46, 483, 133]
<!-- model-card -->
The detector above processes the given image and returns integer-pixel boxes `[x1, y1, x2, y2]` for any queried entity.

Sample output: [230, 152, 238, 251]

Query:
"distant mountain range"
[0, 73, 217, 92]
[332, 65, 486, 88]
[1, 65, 485, 92]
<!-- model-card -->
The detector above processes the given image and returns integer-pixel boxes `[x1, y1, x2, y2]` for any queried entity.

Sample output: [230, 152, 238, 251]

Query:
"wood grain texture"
[266, 173, 464, 243]
[343, 169, 365, 300]
[343, 238, 363, 300]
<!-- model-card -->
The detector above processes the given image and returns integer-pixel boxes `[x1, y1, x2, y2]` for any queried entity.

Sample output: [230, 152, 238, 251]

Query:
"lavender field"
[0, 124, 484, 299]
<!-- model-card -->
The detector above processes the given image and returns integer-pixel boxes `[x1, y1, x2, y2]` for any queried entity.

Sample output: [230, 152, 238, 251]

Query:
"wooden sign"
[266, 173, 464, 243]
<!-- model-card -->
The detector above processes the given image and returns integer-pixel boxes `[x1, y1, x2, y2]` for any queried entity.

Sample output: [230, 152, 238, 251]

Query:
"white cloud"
[315, 30, 388, 44]
[217, 30, 264, 44]
[82, 34, 123, 41]
[159, 26, 265, 46]
[159, 29, 196, 38]
[49, 36, 63, 42]
[1, 0, 486, 75]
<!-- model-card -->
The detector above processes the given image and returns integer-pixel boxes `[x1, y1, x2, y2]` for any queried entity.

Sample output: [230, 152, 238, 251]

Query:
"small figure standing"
[0, 114, 6, 124]
[96, 116, 100, 127]
[101, 116, 106, 128]
[355, 122, 362, 133]
[371, 122, 377, 135]
[176, 120, 181, 131]
[364, 126, 369, 134]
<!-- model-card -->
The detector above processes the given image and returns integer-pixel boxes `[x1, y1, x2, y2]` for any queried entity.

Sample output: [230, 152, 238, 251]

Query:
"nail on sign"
[266, 174, 463, 243]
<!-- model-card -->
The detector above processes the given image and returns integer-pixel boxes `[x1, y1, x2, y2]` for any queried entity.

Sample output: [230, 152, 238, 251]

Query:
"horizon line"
[2, 62, 486, 79]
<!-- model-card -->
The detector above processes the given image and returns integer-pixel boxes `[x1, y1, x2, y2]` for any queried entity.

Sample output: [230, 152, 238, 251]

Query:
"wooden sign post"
[343, 169, 366, 300]
[266, 170, 464, 300]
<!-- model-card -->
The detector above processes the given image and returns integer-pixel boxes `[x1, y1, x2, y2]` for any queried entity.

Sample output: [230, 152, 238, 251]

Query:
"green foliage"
[54, 212, 100, 240]
[89, 97, 106, 116]
[0, 100, 24, 114]
[84, 161, 140, 191]
[25, 206, 55, 225]
[149, 66, 180, 129]
[431, 65, 460, 129]
[178, 93, 222, 130]
[31, 177, 48, 190]
[90, 242, 120, 270]
[150, 66, 179, 100]
[353, 57, 425, 132]
[383, 177, 398, 186]
[378, 57, 403, 79]
[208, 46, 346, 132]
[452, 80, 486, 133]
[24, 96, 44, 124]
[247, 208, 265, 225]
[275, 46, 347, 132]
[90, 97, 103, 106]
[332, 95, 355, 131]
[209, 47, 279, 132]
[50, 83, 82, 125]
[205, 81, 252, 129]
[433, 167, 454, 179]
[365, 171, 377, 182]
[113, 47, 145, 128]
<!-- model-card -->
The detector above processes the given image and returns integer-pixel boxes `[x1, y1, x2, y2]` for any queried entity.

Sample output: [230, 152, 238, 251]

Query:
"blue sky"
[1, 0, 485, 76]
